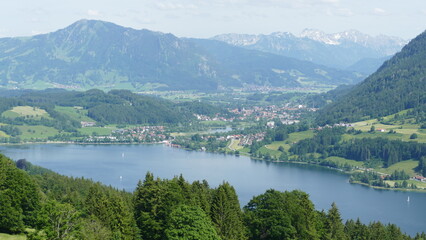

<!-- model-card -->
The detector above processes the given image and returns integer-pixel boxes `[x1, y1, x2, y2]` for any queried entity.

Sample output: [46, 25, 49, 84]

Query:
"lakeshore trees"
[0, 155, 422, 239]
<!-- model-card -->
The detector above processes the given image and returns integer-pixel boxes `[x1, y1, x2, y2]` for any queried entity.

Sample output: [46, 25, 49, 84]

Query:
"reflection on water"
[0, 143, 424, 235]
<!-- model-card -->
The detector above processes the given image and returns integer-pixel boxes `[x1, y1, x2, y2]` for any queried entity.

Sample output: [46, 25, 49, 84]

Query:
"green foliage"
[0, 156, 40, 233]
[0, 193, 24, 233]
[85, 184, 138, 239]
[0, 89, 231, 129]
[35, 200, 81, 240]
[0, 125, 22, 137]
[211, 183, 247, 240]
[243, 189, 319, 240]
[165, 205, 220, 240]
[327, 203, 347, 240]
[79, 217, 113, 240]
[290, 128, 426, 168]
[417, 157, 426, 176]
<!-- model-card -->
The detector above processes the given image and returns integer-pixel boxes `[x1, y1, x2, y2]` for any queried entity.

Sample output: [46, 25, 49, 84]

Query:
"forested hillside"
[0, 154, 423, 239]
[0, 89, 222, 127]
[316, 30, 426, 125]
[0, 20, 364, 91]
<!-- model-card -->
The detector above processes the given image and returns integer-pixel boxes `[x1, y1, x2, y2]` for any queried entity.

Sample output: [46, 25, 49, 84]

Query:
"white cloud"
[320, 0, 339, 3]
[373, 8, 388, 16]
[325, 7, 353, 17]
[87, 9, 101, 16]
[335, 8, 354, 17]
[155, 2, 197, 11]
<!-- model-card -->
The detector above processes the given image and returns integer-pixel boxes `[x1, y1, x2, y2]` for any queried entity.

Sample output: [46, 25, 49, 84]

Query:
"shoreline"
[2, 141, 425, 193]
[0, 140, 165, 146]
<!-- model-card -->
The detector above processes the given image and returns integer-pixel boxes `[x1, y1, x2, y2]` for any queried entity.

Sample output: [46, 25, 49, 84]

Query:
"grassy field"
[257, 146, 282, 159]
[0, 233, 26, 240]
[266, 141, 287, 150]
[351, 117, 426, 143]
[228, 139, 243, 151]
[0, 130, 9, 138]
[384, 180, 426, 189]
[78, 126, 116, 136]
[265, 130, 314, 152]
[17, 125, 59, 140]
[1, 106, 50, 120]
[375, 160, 419, 177]
[325, 156, 364, 168]
[200, 120, 228, 126]
[54, 106, 95, 122]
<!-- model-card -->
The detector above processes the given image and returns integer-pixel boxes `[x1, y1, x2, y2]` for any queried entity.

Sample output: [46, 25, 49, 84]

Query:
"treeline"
[173, 133, 229, 152]
[350, 171, 418, 189]
[0, 156, 426, 240]
[177, 101, 234, 118]
[290, 127, 426, 169]
[1, 155, 425, 239]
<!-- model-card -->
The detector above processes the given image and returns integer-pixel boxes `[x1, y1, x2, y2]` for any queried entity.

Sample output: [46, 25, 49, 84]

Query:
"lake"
[0, 143, 425, 235]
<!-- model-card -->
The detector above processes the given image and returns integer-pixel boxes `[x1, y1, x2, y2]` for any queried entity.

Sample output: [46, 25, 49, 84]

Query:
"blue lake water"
[0, 144, 424, 235]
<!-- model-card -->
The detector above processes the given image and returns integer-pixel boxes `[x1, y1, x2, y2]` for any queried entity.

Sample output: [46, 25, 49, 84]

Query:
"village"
[195, 103, 316, 124]
[83, 126, 169, 143]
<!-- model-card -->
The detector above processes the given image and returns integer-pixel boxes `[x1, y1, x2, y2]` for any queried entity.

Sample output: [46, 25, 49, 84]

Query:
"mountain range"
[316, 30, 426, 124]
[0, 20, 367, 92]
[213, 30, 406, 74]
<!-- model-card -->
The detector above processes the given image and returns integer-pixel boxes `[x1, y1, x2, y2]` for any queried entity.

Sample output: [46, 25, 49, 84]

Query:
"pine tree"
[327, 203, 347, 240]
[210, 182, 247, 240]
[133, 173, 165, 240]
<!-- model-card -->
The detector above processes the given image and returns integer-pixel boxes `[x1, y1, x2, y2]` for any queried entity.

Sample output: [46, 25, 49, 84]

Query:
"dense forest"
[316, 30, 426, 125]
[1, 153, 424, 239]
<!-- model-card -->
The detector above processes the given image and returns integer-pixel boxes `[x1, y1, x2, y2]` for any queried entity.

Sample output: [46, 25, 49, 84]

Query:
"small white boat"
[122, 153, 125, 158]
[407, 196, 410, 202]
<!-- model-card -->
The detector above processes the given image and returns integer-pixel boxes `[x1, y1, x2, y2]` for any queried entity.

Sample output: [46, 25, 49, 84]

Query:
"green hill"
[316, 30, 426, 125]
[0, 89, 228, 138]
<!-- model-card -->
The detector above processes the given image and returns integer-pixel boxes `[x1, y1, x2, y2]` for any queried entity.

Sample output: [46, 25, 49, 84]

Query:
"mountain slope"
[212, 30, 406, 73]
[316, 30, 426, 124]
[188, 38, 362, 87]
[0, 20, 363, 91]
[345, 56, 391, 74]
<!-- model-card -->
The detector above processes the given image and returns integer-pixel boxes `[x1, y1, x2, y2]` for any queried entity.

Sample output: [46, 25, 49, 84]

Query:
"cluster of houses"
[234, 132, 266, 146]
[83, 126, 168, 143]
[240, 85, 315, 92]
[111, 126, 167, 142]
[229, 104, 314, 123]
[413, 176, 426, 182]
[194, 104, 314, 125]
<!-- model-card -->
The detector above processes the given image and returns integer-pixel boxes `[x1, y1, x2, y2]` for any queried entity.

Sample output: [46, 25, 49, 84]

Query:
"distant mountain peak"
[299, 28, 407, 47]
[212, 29, 407, 71]
[212, 33, 260, 46]
[299, 28, 341, 45]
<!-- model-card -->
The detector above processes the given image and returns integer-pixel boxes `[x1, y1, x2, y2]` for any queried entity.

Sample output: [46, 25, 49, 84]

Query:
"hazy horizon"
[1, 0, 425, 40]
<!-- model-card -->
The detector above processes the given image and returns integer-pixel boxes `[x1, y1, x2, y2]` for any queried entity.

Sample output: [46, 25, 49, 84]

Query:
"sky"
[0, 0, 425, 40]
